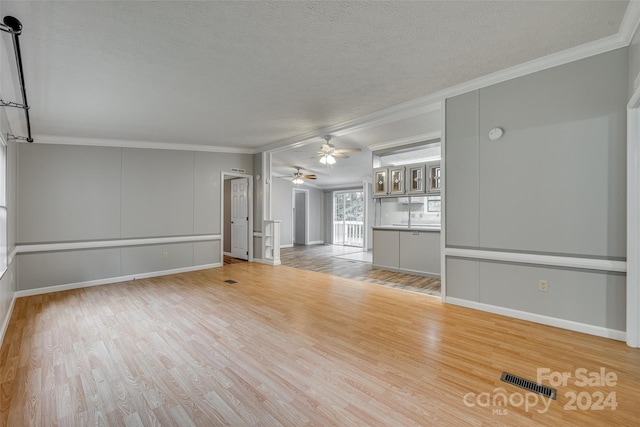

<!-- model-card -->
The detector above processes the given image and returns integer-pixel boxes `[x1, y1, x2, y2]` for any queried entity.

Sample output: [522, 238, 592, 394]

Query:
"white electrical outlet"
[162, 252, 168, 259]
[538, 280, 548, 292]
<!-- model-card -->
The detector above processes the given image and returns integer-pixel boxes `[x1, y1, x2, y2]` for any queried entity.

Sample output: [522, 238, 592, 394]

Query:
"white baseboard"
[308, 241, 324, 245]
[0, 294, 16, 347]
[280, 244, 294, 248]
[14, 263, 222, 298]
[223, 251, 233, 256]
[446, 297, 626, 341]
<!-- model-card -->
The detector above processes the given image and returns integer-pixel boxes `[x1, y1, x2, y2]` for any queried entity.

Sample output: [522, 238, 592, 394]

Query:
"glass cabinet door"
[428, 165, 441, 193]
[373, 169, 388, 196]
[389, 167, 405, 195]
[407, 165, 425, 194]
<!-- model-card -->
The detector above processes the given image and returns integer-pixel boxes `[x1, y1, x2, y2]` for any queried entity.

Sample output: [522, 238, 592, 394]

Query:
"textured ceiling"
[0, 1, 630, 187]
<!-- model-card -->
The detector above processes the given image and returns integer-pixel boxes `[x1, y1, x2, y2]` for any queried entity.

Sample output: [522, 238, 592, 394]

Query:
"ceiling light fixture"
[292, 167, 316, 185]
[319, 154, 336, 165]
[315, 135, 361, 165]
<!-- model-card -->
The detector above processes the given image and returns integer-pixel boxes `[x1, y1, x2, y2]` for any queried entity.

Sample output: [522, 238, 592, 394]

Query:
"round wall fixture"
[488, 127, 504, 141]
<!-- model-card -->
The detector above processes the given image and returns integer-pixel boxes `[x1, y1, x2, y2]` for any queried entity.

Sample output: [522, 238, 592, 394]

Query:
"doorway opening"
[222, 173, 253, 263]
[292, 188, 309, 245]
[333, 190, 364, 247]
[627, 85, 640, 348]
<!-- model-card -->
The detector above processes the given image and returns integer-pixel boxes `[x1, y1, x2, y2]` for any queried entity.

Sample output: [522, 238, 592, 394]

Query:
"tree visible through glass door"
[333, 191, 364, 247]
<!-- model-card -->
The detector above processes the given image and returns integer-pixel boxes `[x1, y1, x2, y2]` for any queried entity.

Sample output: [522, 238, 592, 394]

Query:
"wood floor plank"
[0, 263, 639, 425]
[280, 244, 442, 296]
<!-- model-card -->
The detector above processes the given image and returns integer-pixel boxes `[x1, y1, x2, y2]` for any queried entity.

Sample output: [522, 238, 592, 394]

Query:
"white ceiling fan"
[292, 167, 317, 184]
[314, 135, 361, 165]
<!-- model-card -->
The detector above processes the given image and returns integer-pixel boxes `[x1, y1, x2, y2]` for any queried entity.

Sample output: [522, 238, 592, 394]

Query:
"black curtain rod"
[0, 15, 33, 143]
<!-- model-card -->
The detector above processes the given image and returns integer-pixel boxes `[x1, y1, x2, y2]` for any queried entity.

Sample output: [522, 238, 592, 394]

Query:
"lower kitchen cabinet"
[373, 228, 440, 278]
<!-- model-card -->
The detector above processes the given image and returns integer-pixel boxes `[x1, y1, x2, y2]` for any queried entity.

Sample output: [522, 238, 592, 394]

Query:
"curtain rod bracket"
[7, 133, 33, 143]
[0, 99, 29, 110]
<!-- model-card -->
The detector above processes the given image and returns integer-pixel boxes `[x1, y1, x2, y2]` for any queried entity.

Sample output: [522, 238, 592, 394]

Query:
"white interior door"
[231, 178, 249, 260]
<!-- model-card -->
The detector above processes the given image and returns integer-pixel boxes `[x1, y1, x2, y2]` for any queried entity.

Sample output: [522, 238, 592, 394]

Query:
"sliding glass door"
[333, 190, 364, 247]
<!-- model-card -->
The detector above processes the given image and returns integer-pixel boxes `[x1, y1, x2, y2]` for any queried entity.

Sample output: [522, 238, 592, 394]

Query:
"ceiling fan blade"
[336, 147, 361, 153]
[304, 174, 317, 180]
[332, 152, 349, 159]
[312, 153, 324, 159]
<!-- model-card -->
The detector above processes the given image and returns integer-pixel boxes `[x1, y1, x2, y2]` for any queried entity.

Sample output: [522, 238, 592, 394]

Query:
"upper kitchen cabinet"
[373, 166, 406, 197]
[373, 168, 388, 196]
[427, 162, 441, 193]
[407, 164, 426, 194]
[373, 140, 441, 198]
[389, 167, 405, 195]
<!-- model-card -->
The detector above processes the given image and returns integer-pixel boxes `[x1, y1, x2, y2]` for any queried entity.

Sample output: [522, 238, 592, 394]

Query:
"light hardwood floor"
[280, 244, 441, 296]
[1, 263, 639, 426]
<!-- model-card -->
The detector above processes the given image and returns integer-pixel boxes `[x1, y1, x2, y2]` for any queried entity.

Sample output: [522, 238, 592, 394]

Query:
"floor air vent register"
[501, 372, 557, 400]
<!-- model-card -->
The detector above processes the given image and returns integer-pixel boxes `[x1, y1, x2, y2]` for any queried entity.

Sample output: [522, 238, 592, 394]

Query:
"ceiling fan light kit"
[292, 167, 316, 185]
[316, 135, 361, 165]
[319, 154, 336, 165]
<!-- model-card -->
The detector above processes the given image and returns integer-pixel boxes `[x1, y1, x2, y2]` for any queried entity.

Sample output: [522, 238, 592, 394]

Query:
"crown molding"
[33, 134, 255, 154]
[259, 102, 441, 153]
[620, 0, 640, 45]
[322, 181, 370, 192]
[368, 132, 441, 152]
[260, 5, 639, 155]
[21, 4, 640, 158]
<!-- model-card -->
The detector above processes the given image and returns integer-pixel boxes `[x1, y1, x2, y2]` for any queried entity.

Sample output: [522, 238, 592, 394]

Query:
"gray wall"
[272, 177, 324, 247]
[0, 108, 17, 329]
[323, 191, 333, 244]
[16, 143, 253, 291]
[0, 0, 19, 330]
[365, 182, 374, 251]
[629, 26, 640, 99]
[308, 186, 324, 243]
[253, 153, 263, 232]
[272, 178, 293, 246]
[252, 153, 265, 259]
[445, 47, 628, 331]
